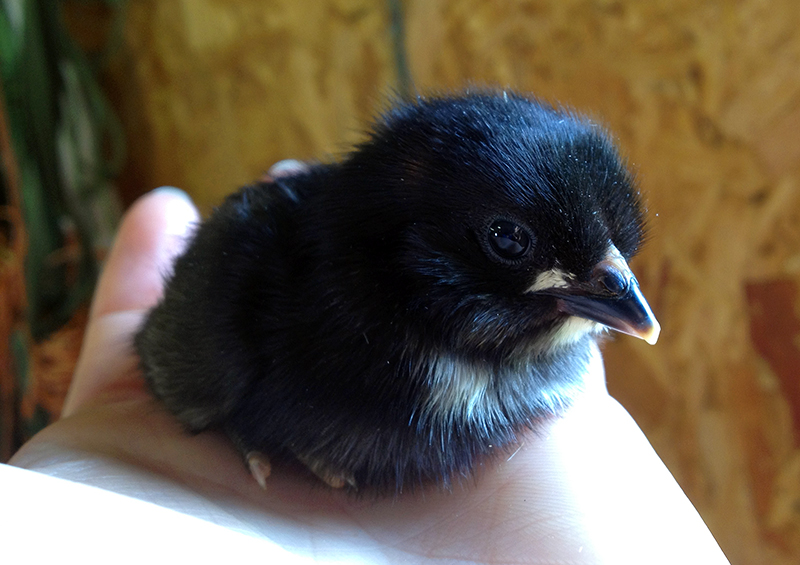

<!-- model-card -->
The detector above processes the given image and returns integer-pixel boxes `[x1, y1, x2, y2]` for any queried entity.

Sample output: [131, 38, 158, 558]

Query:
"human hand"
[9, 171, 729, 564]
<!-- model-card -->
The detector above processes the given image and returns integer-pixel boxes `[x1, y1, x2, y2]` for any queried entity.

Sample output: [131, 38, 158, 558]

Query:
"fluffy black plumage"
[135, 91, 658, 494]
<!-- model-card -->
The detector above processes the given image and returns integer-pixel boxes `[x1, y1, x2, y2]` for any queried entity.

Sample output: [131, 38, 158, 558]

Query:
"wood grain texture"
[87, 1, 800, 563]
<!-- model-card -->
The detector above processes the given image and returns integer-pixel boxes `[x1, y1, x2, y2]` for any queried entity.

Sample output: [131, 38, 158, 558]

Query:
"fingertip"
[90, 188, 201, 319]
[133, 187, 200, 235]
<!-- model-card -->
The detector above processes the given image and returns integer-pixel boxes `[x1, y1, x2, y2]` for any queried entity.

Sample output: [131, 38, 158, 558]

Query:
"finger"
[90, 187, 200, 320]
[60, 311, 149, 416]
[63, 189, 200, 416]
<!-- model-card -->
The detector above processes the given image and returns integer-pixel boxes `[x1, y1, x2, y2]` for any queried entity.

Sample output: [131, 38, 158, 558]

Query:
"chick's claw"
[246, 451, 272, 490]
[296, 453, 357, 490]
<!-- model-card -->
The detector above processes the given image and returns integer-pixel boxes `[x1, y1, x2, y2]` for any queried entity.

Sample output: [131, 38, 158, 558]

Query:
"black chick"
[135, 90, 659, 495]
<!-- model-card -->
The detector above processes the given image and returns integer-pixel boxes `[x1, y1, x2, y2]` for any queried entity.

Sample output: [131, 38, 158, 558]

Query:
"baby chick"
[135, 91, 659, 494]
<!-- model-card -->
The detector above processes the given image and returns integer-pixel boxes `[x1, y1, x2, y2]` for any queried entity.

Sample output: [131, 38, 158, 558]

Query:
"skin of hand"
[8, 176, 730, 564]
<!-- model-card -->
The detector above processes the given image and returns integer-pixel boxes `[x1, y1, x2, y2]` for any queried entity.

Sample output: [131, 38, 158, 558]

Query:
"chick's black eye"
[487, 220, 531, 260]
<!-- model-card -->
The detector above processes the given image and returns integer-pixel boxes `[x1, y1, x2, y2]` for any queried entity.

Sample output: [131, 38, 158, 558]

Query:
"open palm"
[9, 184, 728, 564]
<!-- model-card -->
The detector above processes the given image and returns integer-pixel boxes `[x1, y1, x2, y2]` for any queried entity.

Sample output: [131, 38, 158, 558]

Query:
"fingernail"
[268, 159, 309, 179]
[151, 186, 194, 203]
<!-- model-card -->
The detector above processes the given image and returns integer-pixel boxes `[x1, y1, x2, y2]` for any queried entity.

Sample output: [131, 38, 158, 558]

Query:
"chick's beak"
[535, 249, 661, 345]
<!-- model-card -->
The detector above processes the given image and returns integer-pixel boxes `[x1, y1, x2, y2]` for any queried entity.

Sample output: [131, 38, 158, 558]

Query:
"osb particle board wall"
[108, 0, 397, 211]
[103, 1, 800, 564]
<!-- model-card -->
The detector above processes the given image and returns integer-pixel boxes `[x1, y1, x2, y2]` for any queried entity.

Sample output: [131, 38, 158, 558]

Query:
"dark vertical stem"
[387, 0, 412, 99]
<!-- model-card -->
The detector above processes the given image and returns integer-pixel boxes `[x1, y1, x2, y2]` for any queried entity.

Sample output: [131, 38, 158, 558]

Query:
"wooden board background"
[79, 1, 800, 563]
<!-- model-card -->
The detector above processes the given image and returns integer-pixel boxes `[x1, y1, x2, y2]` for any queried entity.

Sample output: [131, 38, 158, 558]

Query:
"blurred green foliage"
[0, 0, 125, 340]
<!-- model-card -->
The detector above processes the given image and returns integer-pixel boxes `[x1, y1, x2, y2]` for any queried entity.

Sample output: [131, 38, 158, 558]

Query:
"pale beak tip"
[642, 318, 661, 345]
